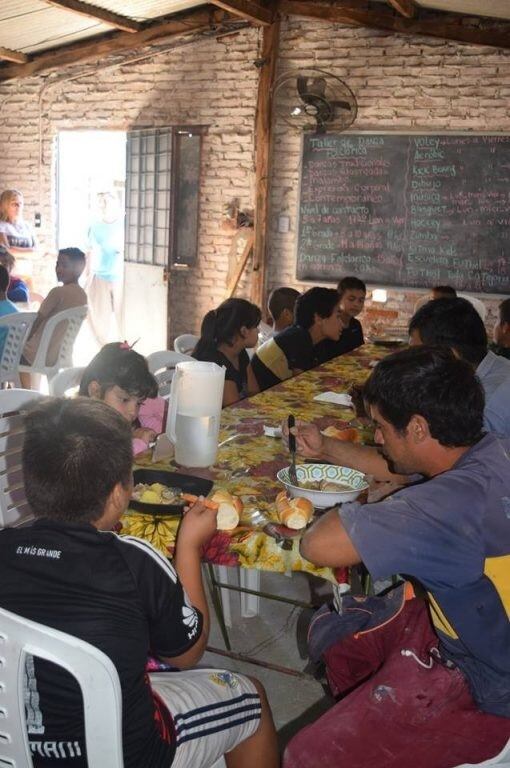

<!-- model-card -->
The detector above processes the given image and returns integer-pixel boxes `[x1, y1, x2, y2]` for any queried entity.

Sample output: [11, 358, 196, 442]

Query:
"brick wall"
[0, 17, 508, 341]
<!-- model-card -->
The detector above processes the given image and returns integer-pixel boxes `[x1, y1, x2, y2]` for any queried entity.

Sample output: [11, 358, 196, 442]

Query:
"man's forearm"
[320, 437, 407, 482]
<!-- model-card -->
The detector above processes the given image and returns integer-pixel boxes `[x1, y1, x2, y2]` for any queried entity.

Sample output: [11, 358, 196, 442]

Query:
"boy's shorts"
[150, 668, 261, 768]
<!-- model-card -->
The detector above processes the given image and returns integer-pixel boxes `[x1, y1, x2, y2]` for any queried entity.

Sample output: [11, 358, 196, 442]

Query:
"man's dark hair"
[337, 276, 366, 297]
[499, 298, 510, 325]
[409, 297, 487, 366]
[268, 287, 300, 323]
[58, 247, 86, 265]
[79, 342, 157, 400]
[0, 264, 9, 292]
[295, 287, 340, 330]
[23, 397, 133, 523]
[363, 346, 484, 447]
[432, 285, 457, 298]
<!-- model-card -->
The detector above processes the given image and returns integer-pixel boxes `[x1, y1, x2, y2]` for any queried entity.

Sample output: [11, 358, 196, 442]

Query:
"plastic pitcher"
[166, 361, 226, 468]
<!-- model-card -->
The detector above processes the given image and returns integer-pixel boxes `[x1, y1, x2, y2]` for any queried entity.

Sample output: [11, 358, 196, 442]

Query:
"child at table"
[315, 276, 366, 363]
[192, 298, 261, 407]
[79, 342, 166, 456]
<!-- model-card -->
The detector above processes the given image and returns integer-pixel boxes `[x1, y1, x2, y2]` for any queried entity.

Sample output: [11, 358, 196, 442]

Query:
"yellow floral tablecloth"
[121, 344, 390, 584]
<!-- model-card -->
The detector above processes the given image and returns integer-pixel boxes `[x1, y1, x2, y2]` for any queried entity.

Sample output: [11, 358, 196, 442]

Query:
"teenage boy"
[248, 287, 343, 394]
[22, 247, 87, 368]
[0, 397, 278, 768]
[315, 276, 366, 363]
[284, 346, 510, 768]
[492, 297, 510, 359]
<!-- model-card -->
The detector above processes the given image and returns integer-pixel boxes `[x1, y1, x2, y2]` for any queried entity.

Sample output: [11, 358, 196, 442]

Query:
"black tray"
[131, 469, 213, 516]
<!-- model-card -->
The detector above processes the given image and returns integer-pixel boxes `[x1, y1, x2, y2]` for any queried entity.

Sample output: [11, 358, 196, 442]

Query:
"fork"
[287, 414, 299, 487]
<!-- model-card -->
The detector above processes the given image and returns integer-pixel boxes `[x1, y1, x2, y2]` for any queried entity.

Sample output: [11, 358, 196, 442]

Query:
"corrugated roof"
[83, 0, 204, 23]
[417, 0, 510, 21]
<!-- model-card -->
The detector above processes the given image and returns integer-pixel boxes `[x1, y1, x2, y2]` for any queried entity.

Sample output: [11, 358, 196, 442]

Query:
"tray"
[131, 469, 213, 516]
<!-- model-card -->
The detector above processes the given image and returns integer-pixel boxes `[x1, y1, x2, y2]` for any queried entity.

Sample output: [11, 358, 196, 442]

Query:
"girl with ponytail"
[192, 298, 261, 406]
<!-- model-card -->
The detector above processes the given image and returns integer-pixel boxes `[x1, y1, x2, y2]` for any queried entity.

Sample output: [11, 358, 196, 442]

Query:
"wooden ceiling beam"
[0, 47, 28, 64]
[387, 0, 415, 18]
[43, 0, 141, 33]
[0, 8, 229, 82]
[208, 0, 273, 25]
[278, 0, 510, 51]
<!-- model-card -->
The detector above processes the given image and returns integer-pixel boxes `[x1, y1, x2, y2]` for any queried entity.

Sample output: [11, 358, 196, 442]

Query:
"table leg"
[240, 569, 260, 618]
[205, 564, 232, 651]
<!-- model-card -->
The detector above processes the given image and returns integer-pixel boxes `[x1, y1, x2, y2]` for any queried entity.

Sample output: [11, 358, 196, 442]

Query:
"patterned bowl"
[277, 463, 369, 509]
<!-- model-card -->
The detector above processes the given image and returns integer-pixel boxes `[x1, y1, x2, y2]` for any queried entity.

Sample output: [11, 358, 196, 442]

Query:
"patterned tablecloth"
[121, 344, 391, 584]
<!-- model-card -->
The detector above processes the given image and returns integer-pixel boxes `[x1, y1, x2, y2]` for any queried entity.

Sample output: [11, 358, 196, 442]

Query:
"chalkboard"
[297, 133, 510, 294]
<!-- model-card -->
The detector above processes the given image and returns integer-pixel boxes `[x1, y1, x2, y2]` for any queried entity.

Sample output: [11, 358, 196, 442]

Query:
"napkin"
[313, 392, 353, 407]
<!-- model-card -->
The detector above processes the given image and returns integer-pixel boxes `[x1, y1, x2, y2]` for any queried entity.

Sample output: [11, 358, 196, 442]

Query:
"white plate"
[277, 463, 369, 509]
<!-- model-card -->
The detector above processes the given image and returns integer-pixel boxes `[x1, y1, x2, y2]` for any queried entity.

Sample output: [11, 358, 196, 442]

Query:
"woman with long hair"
[0, 189, 37, 258]
[192, 298, 261, 407]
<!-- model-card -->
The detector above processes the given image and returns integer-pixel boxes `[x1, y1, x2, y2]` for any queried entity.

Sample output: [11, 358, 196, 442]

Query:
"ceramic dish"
[277, 463, 369, 509]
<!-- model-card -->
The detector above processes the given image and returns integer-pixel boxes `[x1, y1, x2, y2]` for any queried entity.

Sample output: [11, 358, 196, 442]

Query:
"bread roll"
[321, 425, 360, 442]
[211, 489, 243, 530]
[276, 491, 314, 530]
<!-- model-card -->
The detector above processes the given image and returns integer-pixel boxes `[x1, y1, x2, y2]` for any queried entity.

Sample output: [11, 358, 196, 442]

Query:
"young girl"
[79, 342, 165, 456]
[192, 298, 261, 407]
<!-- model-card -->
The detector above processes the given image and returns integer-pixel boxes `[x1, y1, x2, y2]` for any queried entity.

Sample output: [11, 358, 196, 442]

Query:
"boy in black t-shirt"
[0, 398, 278, 768]
[315, 276, 366, 363]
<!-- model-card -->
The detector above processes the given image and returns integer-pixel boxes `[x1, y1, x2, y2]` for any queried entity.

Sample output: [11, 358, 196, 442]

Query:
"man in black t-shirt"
[0, 398, 278, 768]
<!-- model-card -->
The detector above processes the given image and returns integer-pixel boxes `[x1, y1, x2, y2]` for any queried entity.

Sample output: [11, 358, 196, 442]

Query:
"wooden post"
[251, 18, 280, 310]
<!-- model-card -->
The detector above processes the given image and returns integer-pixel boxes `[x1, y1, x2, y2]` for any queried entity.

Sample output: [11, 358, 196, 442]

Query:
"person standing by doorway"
[85, 191, 124, 347]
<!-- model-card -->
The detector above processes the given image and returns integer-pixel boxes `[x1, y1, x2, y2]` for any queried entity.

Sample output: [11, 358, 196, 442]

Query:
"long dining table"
[121, 343, 391, 585]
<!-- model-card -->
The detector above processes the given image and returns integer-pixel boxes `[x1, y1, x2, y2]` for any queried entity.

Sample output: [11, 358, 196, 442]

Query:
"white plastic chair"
[174, 334, 199, 356]
[48, 366, 85, 397]
[0, 606, 123, 768]
[0, 311, 37, 388]
[147, 350, 192, 397]
[0, 388, 43, 529]
[18, 305, 87, 389]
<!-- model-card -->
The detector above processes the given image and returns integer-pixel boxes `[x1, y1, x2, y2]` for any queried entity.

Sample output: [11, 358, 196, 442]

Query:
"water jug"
[166, 361, 225, 468]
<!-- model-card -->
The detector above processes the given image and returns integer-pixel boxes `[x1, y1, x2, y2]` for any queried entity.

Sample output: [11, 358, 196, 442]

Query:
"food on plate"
[321, 425, 360, 442]
[132, 483, 182, 505]
[182, 489, 243, 530]
[210, 489, 243, 530]
[276, 490, 314, 530]
[297, 479, 353, 493]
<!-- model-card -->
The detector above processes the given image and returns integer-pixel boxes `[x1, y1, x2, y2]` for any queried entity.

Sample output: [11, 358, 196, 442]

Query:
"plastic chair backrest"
[147, 350, 193, 397]
[0, 312, 37, 387]
[0, 606, 123, 768]
[20, 306, 87, 376]
[48, 366, 85, 397]
[0, 389, 43, 529]
[173, 334, 199, 356]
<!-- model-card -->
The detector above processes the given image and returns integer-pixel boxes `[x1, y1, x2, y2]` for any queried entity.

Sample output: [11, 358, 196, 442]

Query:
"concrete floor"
[202, 569, 337, 752]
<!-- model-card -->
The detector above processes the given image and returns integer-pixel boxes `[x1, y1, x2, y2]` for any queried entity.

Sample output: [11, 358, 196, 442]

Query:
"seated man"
[284, 346, 510, 768]
[0, 397, 277, 768]
[315, 276, 366, 363]
[492, 297, 510, 360]
[248, 287, 343, 394]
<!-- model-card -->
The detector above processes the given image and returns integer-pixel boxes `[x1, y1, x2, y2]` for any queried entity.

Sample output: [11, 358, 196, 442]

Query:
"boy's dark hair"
[79, 342, 158, 400]
[337, 276, 366, 297]
[193, 298, 261, 358]
[58, 247, 86, 265]
[432, 285, 457, 298]
[409, 297, 487, 367]
[499, 298, 510, 325]
[0, 264, 9, 292]
[23, 397, 133, 523]
[363, 345, 484, 448]
[295, 287, 340, 330]
[268, 287, 300, 323]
